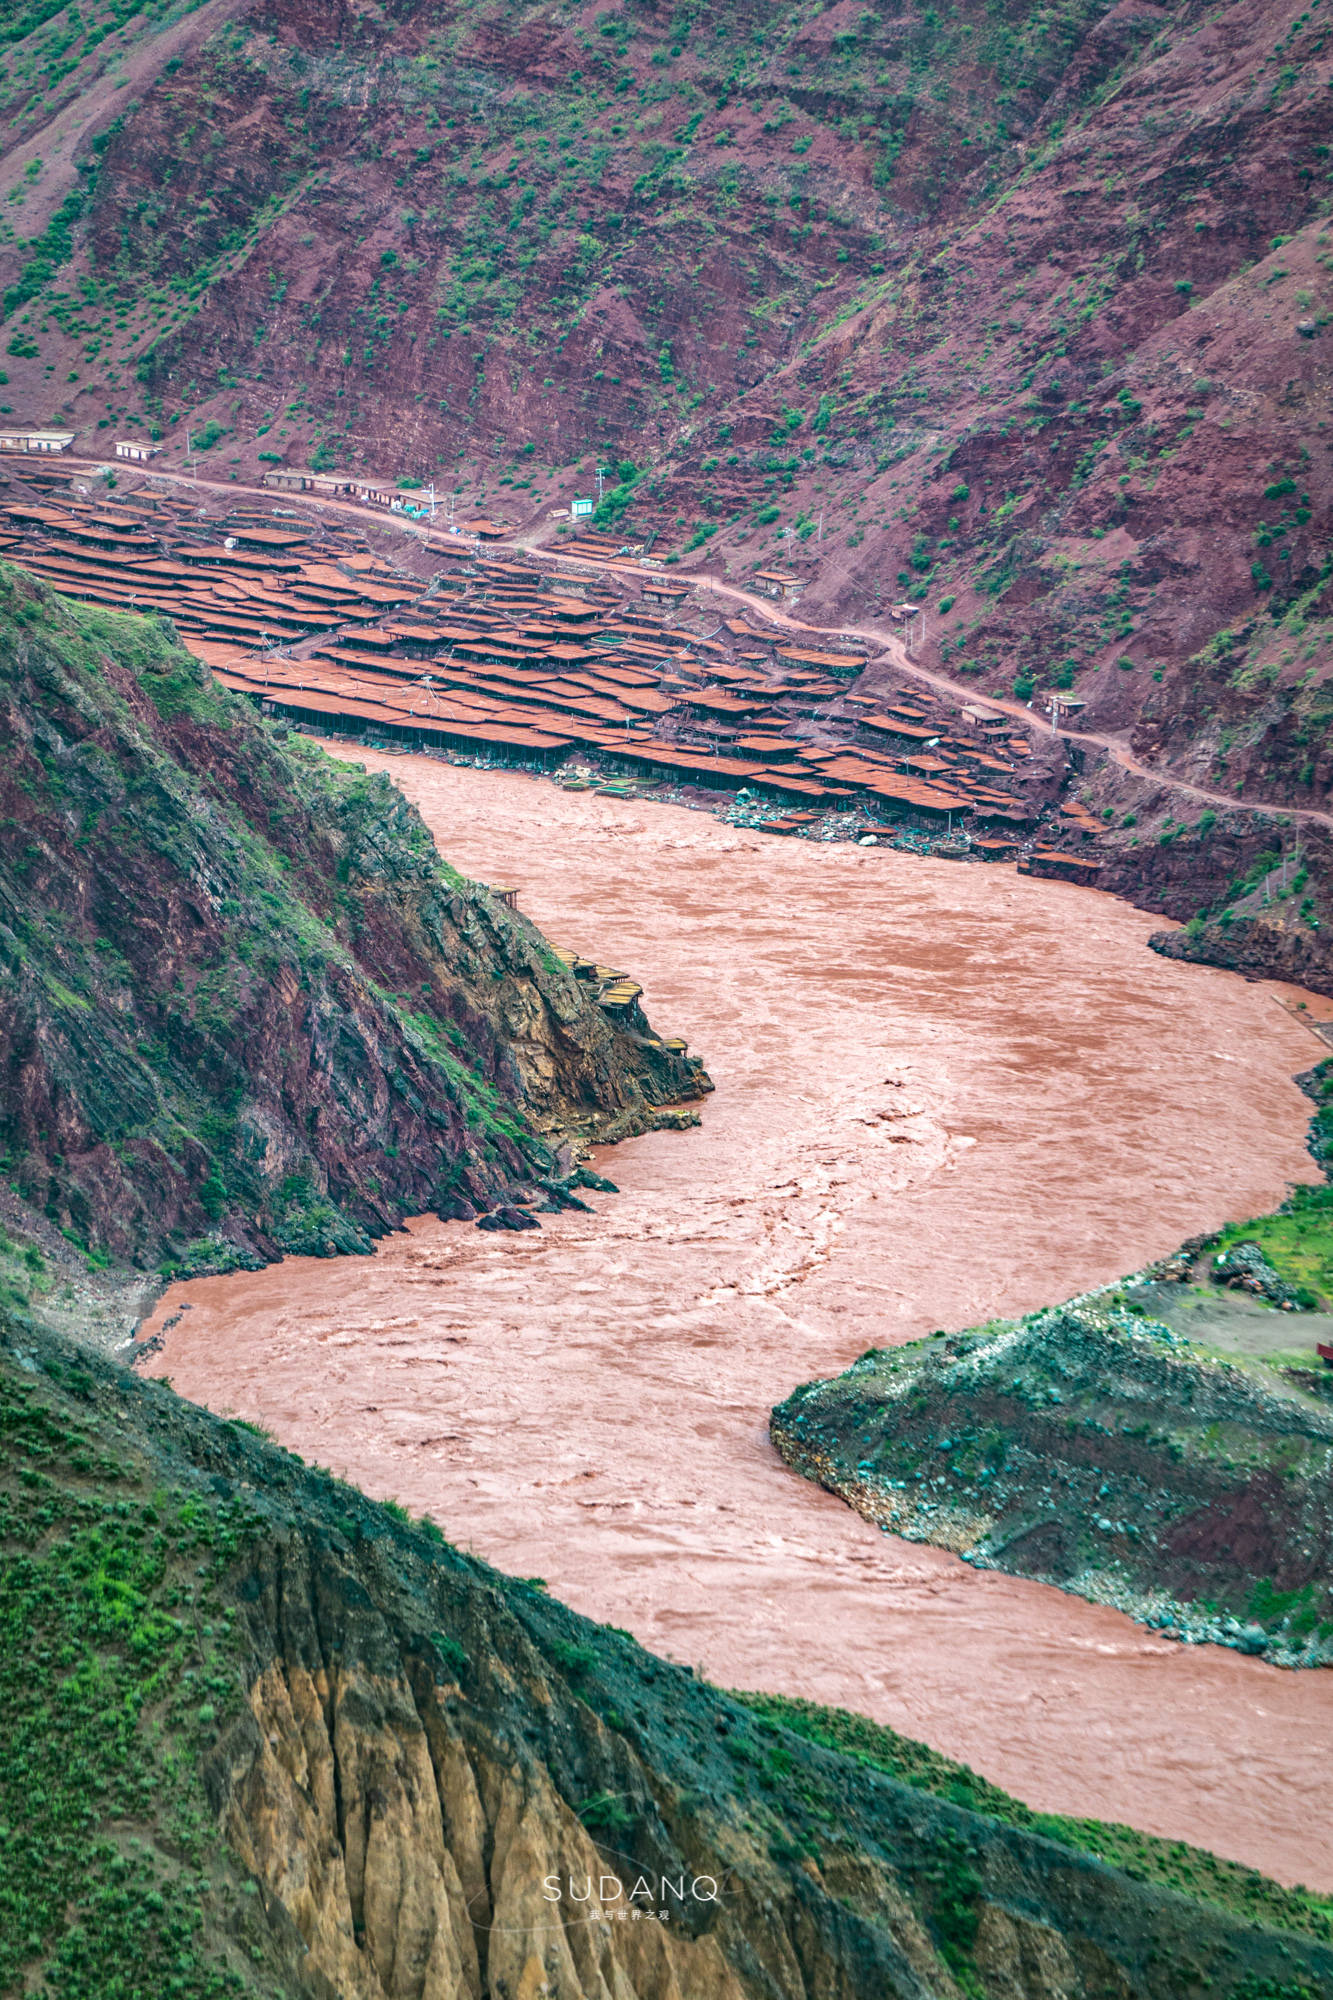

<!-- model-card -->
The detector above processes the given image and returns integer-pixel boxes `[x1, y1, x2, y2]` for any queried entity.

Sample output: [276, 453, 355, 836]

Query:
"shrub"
[577, 1791, 634, 1834]
[434, 1634, 469, 1676]
[550, 1638, 599, 1679]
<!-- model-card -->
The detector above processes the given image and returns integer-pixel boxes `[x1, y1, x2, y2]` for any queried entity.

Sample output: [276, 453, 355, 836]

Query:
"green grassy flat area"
[1210, 1183, 1333, 1313]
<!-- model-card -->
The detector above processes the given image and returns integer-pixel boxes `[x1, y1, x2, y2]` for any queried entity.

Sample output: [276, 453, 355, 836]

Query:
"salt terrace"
[0, 467, 1078, 852]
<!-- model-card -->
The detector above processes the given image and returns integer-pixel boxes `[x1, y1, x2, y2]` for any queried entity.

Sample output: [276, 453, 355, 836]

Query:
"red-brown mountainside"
[0, 564, 704, 1277]
[0, 0, 1330, 838]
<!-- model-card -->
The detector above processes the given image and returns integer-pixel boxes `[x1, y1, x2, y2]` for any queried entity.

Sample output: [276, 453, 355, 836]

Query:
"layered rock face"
[0, 566, 705, 1273]
[6, 1307, 1333, 2000]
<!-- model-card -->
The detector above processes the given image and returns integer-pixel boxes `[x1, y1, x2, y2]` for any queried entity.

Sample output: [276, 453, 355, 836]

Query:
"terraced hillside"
[0, 475, 1069, 839]
[0, 0, 1328, 791]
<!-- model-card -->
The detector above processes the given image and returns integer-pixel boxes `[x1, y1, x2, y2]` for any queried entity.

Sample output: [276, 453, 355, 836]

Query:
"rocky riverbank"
[771, 1050, 1333, 1671]
[772, 1288, 1333, 1666]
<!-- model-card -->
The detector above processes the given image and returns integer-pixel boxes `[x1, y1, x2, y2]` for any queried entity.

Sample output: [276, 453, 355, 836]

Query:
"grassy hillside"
[733, 1691, 1333, 1945]
[4, 1303, 1333, 2000]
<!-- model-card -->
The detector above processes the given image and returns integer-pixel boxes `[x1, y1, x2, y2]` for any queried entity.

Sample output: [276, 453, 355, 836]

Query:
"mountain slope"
[5, 1304, 1333, 2000]
[1, 0, 1331, 971]
[0, 563, 704, 1276]
[773, 1292, 1333, 1665]
[0, 0, 1326, 783]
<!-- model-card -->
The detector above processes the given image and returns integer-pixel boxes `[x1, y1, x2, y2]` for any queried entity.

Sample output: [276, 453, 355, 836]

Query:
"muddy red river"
[142, 753, 1333, 1889]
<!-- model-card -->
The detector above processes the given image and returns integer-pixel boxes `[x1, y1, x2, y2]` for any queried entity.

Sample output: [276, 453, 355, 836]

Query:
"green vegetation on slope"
[0, 1353, 295, 1998]
[1203, 1065, 1333, 1306]
[733, 1692, 1333, 1948]
[0, 567, 692, 1276]
[1212, 1182, 1333, 1312]
[5, 1307, 1333, 2000]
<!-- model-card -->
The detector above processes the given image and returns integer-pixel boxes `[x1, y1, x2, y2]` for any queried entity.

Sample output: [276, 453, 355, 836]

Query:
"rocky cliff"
[0, 563, 706, 1278]
[5, 1303, 1333, 2000]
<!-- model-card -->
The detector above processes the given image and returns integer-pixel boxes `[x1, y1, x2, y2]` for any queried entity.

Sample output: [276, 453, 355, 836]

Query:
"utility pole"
[596, 466, 607, 502]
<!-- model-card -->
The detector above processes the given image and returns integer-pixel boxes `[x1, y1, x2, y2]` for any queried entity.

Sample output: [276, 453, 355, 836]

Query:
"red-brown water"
[142, 754, 1333, 1889]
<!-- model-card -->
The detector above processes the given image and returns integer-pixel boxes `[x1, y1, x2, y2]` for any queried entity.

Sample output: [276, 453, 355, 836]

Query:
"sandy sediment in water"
[141, 754, 1333, 1889]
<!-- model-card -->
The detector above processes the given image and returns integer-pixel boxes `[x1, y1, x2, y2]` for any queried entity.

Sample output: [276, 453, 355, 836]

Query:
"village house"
[0, 430, 74, 455]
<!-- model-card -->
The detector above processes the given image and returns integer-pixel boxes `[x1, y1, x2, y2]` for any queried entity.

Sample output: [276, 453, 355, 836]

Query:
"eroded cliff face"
[6, 1310, 1332, 2000]
[0, 566, 706, 1275]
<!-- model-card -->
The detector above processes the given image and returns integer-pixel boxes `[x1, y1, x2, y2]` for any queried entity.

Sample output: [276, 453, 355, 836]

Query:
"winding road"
[689, 574, 1333, 837]
[38, 455, 1333, 836]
